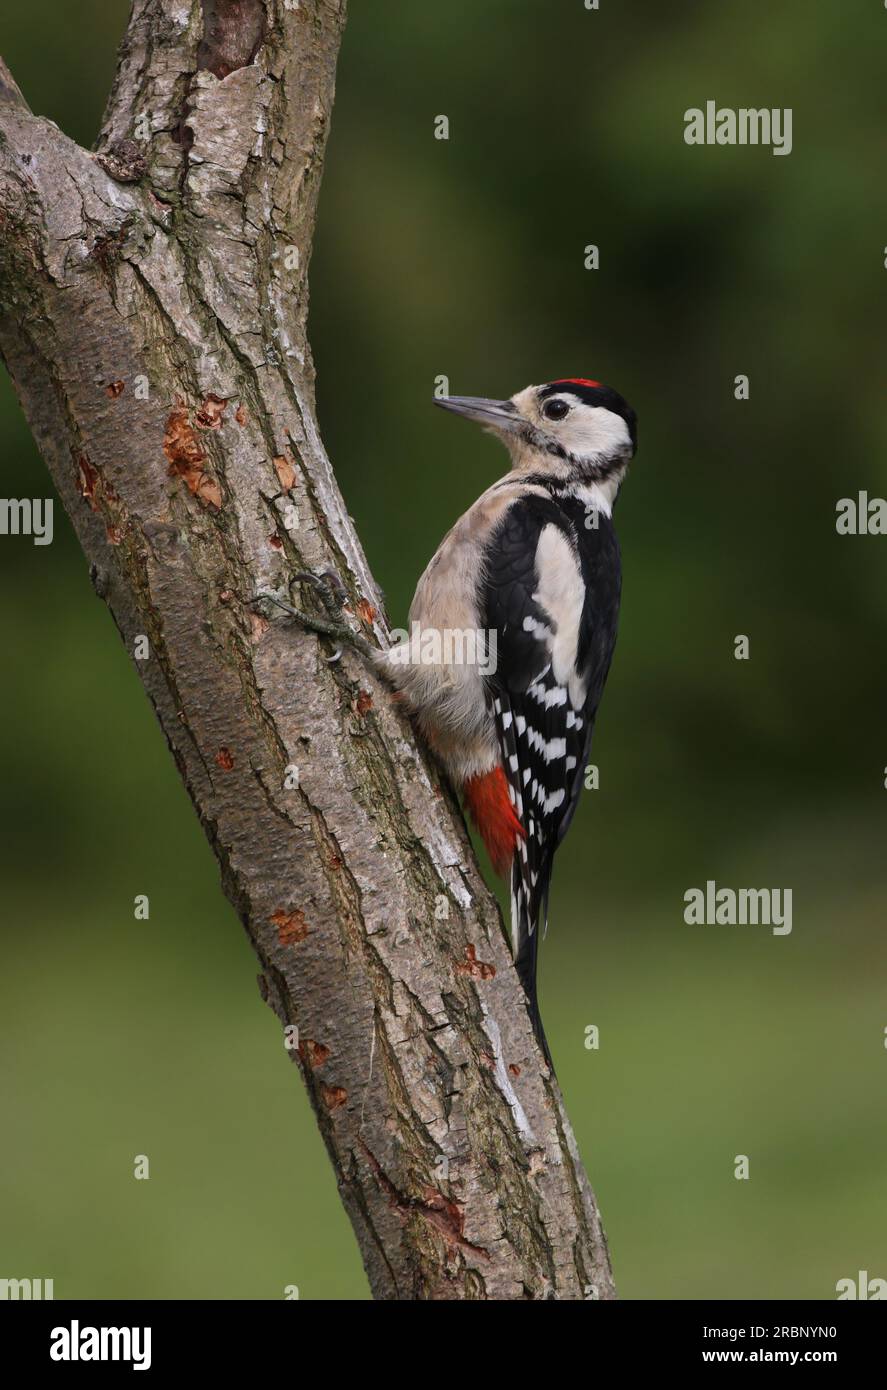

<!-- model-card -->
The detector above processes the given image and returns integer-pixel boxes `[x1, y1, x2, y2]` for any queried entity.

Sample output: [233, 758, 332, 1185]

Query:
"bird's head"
[435, 378, 637, 494]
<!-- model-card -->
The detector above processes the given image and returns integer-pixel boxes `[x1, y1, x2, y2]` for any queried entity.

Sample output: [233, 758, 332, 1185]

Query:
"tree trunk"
[0, 0, 614, 1300]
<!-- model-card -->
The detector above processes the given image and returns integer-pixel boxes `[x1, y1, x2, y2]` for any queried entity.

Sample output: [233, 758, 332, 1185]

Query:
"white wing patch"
[532, 524, 587, 709]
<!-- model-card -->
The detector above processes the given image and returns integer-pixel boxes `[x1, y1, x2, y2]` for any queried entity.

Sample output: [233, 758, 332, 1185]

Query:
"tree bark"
[0, 0, 615, 1300]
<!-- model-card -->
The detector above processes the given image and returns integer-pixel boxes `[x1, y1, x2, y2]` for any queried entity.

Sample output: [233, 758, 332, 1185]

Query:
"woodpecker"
[264, 378, 636, 1065]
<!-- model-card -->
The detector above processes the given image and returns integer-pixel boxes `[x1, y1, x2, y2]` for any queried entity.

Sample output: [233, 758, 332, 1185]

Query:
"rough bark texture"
[0, 0, 615, 1299]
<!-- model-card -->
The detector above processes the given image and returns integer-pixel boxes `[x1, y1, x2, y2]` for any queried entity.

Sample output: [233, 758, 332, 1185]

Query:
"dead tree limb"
[0, 0, 615, 1299]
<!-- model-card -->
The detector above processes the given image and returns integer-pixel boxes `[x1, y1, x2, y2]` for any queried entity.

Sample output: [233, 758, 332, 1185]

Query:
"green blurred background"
[2, 0, 886, 1299]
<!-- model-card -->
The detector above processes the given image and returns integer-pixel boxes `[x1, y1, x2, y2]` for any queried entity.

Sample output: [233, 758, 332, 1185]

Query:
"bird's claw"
[252, 571, 375, 663]
[290, 569, 348, 621]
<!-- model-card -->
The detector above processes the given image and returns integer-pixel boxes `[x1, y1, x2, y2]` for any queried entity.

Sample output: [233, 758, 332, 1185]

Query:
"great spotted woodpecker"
[264, 378, 636, 1064]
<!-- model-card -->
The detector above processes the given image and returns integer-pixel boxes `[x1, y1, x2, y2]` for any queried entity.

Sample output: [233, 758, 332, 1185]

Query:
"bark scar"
[358, 1140, 491, 1262]
[198, 0, 267, 79]
[163, 402, 223, 509]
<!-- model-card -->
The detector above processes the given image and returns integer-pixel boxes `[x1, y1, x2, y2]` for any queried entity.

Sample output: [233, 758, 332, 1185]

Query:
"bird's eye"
[542, 398, 570, 421]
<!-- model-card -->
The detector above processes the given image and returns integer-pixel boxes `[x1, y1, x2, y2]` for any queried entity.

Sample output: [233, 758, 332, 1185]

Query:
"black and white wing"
[480, 491, 621, 1043]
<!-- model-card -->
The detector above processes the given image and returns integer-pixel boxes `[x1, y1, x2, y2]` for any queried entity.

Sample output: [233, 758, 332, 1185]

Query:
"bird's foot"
[253, 571, 376, 663]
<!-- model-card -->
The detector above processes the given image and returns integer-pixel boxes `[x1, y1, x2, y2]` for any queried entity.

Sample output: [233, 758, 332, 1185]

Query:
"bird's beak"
[433, 395, 522, 434]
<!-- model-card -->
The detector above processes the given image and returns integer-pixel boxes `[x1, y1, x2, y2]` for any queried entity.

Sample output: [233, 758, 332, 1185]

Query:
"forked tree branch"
[0, 0, 614, 1299]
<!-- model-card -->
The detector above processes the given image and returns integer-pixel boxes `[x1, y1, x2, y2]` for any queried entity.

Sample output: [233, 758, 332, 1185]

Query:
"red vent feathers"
[463, 766, 525, 876]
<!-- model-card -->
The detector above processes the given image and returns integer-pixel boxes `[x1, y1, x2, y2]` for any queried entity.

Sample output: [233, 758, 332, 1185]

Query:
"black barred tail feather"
[511, 852, 555, 1067]
[492, 675, 586, 1067]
